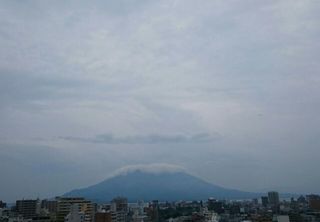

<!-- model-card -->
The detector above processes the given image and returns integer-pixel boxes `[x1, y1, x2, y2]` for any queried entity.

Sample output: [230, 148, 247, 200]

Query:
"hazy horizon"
[1, 0, 320, 203]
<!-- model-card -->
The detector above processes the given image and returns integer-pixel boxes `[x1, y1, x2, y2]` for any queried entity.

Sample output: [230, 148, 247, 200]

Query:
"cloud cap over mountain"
[64, 164, 262, 202]
[110, 163, 186, 177]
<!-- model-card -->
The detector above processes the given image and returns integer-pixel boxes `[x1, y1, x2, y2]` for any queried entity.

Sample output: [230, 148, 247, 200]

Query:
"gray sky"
[1, 0, 320, 202]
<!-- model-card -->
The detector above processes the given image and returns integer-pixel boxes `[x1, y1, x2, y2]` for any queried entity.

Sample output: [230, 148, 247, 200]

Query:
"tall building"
[16, 199, 40, 219]
[306, 194, 320, 211]
[0, 201, 6, 208]
[110, 197, 128, 222]
[261, 196, 269, 207]
[207, 198, 223, 214]
[65, 204, 85, 222]
[41, 199, 57, 213]
[149, 200, 159, 222]
[268, 191, 279, 205]
[56, 197, 94, 222]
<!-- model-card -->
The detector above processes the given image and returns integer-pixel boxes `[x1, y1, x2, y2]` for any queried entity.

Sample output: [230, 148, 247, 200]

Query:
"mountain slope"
[64, 170, 261, 202]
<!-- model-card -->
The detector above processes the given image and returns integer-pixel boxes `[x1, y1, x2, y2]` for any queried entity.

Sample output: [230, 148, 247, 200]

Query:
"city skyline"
[5, 193, 319, 222]
[1, 0, 320, 202]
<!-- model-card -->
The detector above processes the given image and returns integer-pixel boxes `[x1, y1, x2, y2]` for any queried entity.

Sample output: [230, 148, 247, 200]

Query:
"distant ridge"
[64, 170, 263, 202]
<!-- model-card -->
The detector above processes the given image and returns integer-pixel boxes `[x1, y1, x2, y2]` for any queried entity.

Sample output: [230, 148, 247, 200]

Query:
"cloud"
[0, 69, 89, 107]
[110, 163, 186, 177]
[60, 133, 215, 144]
[0, 0, 320, 201]
[0, 143, 86, 201]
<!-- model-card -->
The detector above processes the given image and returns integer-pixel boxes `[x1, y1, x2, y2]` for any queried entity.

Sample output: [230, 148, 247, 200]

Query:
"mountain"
[63, 170, 262, 202]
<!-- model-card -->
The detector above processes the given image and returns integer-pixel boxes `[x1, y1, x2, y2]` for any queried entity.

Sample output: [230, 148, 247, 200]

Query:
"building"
[6, 215, 25, 222]
[268, 192, 279, 206]
[306, 194, 320, 211]
[65, 204, 85, 222]
[202, 208, 219, 222]
[95, 212, 112, 222]
[276, 215, 289, 222]
[0, 201, 6, 209]
[207, 198, 223, 214]
[110, 197, 128, 222]
[261, 196, 269, 207]
[16, 199, 40, 219]
[32, 216, 51, 222]
[297, 195, 306, 204]
[41, 200, 57, 213]
[148, 200, 159, 222]
[56, 197, 94, 222]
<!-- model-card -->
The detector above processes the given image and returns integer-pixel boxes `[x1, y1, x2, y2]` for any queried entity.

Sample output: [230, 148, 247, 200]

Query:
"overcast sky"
[1, 0, 320, 202]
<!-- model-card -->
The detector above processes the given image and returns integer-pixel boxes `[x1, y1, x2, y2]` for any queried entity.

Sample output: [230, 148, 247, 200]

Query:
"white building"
[65, 204, 85, 222]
